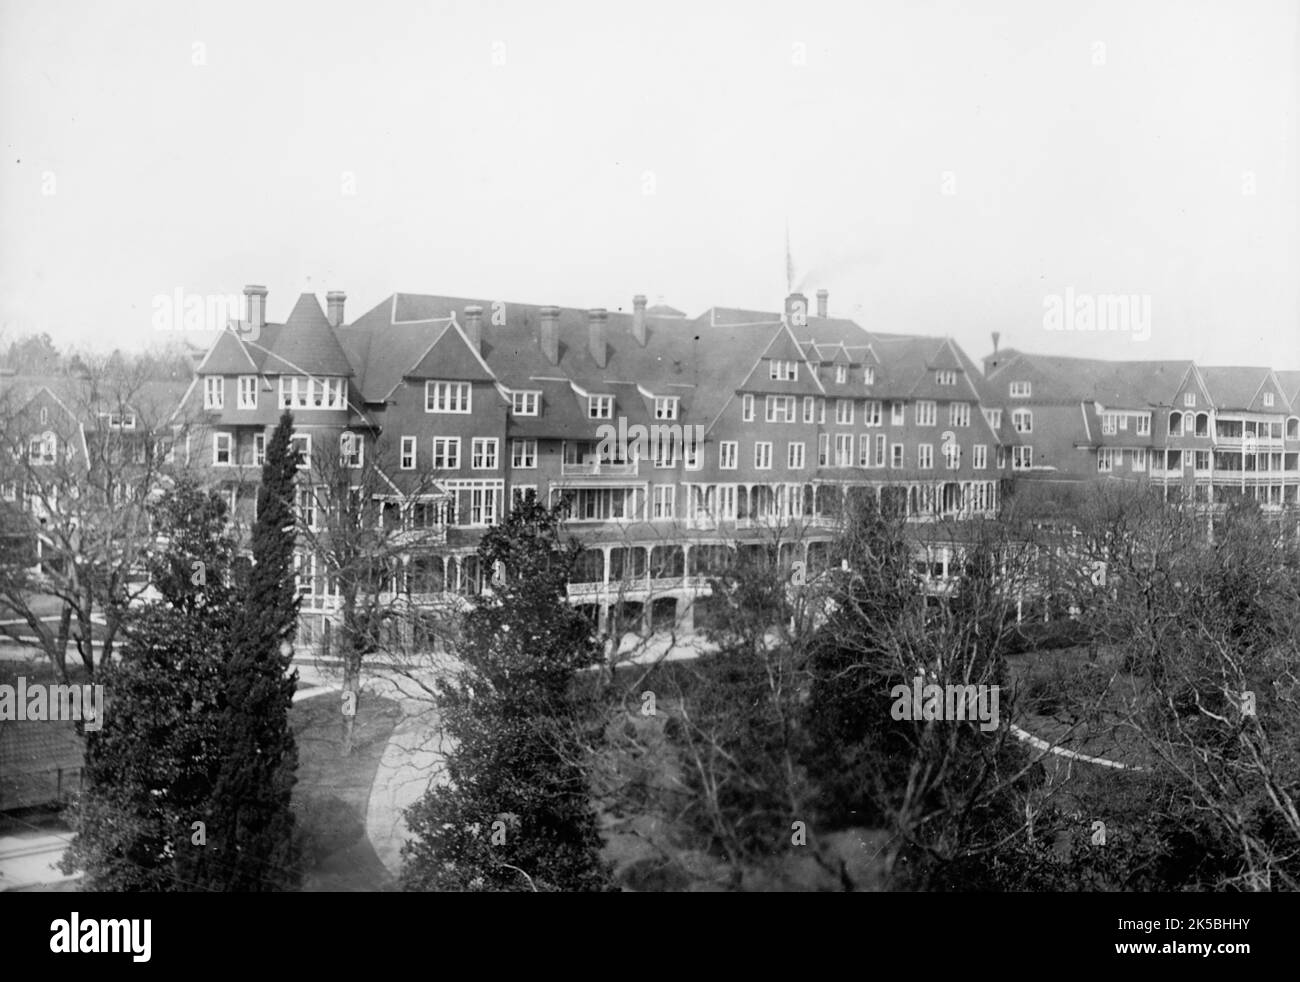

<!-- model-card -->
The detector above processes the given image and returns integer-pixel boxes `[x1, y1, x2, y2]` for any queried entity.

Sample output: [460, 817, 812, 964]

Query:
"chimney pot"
[632, 294, 647, 347]
[588, 308, 608, 368]
[992, 331, 1001, 355]
[816, 289, 828, 319]
[539, 306, 560, 365]
[326, 291, 347, 328]
[243, 284, 268, 330]
[465, 305, 484, 354]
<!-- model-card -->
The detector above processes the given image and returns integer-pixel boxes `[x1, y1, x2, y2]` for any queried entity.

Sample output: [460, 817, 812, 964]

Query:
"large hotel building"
[15, 284, 1288, 648]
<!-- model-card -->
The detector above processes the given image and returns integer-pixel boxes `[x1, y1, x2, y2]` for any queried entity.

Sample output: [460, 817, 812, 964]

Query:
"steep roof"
[1198, 366, 1276, 412]
[259, 294, 354, 377]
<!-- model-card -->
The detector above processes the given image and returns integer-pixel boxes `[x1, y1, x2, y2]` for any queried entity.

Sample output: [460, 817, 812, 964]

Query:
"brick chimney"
[816, 289, 828, 319]
[464, 305, 484, 354]
[784, 292, 808, 329]
[539, 306, 560, 365]
[326, 291, 347, 327]
[632, 294, 648, 347]
[244, 284, 268, 330]
[588, 308, 608, 368]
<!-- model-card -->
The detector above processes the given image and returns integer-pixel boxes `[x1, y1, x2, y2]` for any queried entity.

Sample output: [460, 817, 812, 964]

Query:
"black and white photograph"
[0, 0, 1297, 959]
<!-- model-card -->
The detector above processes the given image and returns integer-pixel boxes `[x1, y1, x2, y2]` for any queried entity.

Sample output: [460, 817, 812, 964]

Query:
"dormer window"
[654, 396, 679, 420]
[588, 395, 614, 419]
[1009, 381, 1031, 398]
[863, 366, 875, 385]
[835, 365, 847, 384]
[936, 370, 957, 386]
[102, 411, 137, 430]
[511, 390, 540, 416]
[769, 359, 798, 381]
[424, 380, 471, 414]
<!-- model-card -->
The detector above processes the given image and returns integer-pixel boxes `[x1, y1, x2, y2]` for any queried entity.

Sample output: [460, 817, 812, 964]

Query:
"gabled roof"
[985, 352, 1193, 407]
[1276, 370, 1300, 411]
[1198, 366, 1283, 413]
[259, 294, 355, 377]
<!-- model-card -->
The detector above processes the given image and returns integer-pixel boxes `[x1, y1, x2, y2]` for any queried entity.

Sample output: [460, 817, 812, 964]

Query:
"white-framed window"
[984, 408, 1002, 430]
[1, 481, 15, 502]
[237, 376, 258, 409]
[891, 401, 905, 425]
[204, 376, 223, 410]
[858, 434, 871, 467]
[949, 402, 970, 427]
[432, 437, 460, 470]
[297, 487, 317, 530]
[918, 443, 933, 469]
[684, 435, 701, 470]
[279, 376, 345, 410]
[1131, 448, 1147, 471]
[1012, 445, 1033, 470]
[1010, 381, 1031, 398]
[1136, 414, 1151, 435]
[754, 441, 773, 469]
[836, 399, 854, 425]
[510, 485, 538, 509]
[916, 401, 936, 426]
[650, 429, 676, 468]
[943, 441, 961, 470]
[654, 396, 679, 420]
[511, 439, 537, 469]
[1101, 413, 1117, 435]
[835, 365, 847, 384]
[1097, 448, 1116, 473]
[875, 434, 886, 467]
[818, 433, 830, 467]
[1195, 450, 1211, 472]
[803, 396, 814, 423]
[720, 441, 738, 469]
[973, 444, 987, 469]
[766, 395, 796, 423]
[1012, 409, 1033, 434]
[769, 359, 798, 381]
[103, 410, 137, 429]
[653, 485, 675, 519]
[863, 366, 875, 385]
[997, 446, 1007, 469]
[817, 398, 826, 424]
[511, 390, 540, 416]
[935, 369, 957, 386]
[587, 394, 614, 419]
[471, 438, 498, 469]
[39, 407, 48, 425]
[213, 432, 233, 466]
[864, 400, 882, 426]
[1183, 392, 1196, 407]
[469, 487, 498, 526]
[249, 432, 265, 466]
[290, 433, 311, 468]
[294, 551, 316, 596]
[28, 432, 57, 465]
[890, 443, 903, 468]
[340, 432, 363, 468]
[834, 434, 853, 467]
[400, 436, 416, 470]
[787, 442, 805, 469]
[426, 380, 471, 413]
[741, 394, 754, 422]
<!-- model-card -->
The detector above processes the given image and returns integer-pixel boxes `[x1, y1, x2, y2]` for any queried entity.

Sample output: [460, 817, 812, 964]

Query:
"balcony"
[560, 458, 639, 478]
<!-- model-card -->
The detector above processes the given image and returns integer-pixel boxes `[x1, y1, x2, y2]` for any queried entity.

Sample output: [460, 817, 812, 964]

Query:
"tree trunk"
[342, 655, 359, 756]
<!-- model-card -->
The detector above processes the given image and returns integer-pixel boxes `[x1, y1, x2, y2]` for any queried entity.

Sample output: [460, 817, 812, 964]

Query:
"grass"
[290, 691, 404, 891]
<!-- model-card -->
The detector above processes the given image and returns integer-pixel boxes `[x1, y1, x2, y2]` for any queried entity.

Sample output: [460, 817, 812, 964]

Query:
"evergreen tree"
[402, 495, 613, 891]
[61, 477, 236, 890]
[195, 410, 302, 890]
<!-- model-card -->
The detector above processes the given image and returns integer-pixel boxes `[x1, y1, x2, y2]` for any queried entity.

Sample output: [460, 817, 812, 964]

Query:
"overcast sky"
[2, 0, 1297, 368]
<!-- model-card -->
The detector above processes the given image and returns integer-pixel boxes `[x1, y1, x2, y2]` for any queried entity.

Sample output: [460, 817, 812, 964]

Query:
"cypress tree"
[196, 410, 302, 890]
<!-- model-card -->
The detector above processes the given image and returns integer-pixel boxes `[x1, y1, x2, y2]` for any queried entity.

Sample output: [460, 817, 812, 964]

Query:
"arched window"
[1287, 417, 1299, 440]
[1194, 412, 1209, 437]
[1183, 412, 1195, 435]
[1168, 412, 1182, 436]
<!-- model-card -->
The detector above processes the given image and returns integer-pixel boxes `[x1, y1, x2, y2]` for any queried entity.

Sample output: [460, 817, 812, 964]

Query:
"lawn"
[290, 691, 404, 891]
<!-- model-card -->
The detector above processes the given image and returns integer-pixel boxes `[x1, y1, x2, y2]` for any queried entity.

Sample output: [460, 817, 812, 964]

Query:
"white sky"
[2, 0, 1297, 368]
